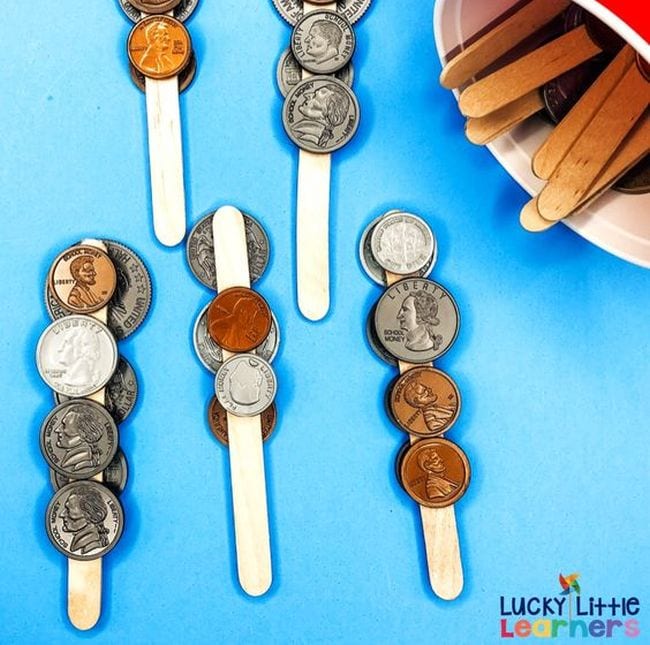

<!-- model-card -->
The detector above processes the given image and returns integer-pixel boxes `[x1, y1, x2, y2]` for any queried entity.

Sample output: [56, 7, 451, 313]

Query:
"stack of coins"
[36, 239, 152, 629]
[360, 210, 470, 600]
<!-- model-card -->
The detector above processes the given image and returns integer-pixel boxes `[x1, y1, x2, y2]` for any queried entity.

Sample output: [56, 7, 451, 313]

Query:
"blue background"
[1, 2, 648, 643]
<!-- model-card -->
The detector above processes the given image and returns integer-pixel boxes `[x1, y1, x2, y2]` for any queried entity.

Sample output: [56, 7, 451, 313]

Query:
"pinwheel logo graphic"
[559, 573, 581, 621]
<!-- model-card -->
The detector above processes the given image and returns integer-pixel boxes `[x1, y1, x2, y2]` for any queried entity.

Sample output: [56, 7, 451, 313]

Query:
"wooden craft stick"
[521, 115, 650, 232]
[67, 238, 107, 631]
[459, 26, 602, 118]
[295, 0, 336, 322]
[385, 270, 464, 600]
[532, 45, 636, 180]
[537, 64, 649, 221]
[465, 90, 544, 145]
[440, 0, 571, 89]
[212, 206, 272, 596]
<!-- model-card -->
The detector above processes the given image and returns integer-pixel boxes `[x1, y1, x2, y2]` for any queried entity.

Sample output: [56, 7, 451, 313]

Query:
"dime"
[359, 212, 437, 285]
[36, 316, 118, 397]
[215, 355, 277, 417]
[291, 11, 355, 75]
[207, 287, 272, 353]
[400, 438, 470, 508]
[276, 47, 354, 97]
[374, 278, 460, 364]
[54, 356, 138, 425]
[186, 212, 269, 289]
[40, 400, 118, 480]
[48, 245, 116, 314]
[615, 154, 650, 195]
[283, 76, 360, 154]
[119, 0, 199, 23]
[46, 240, 152, 341]
[194, 303, 279, 373]
[370, 212, 435, 275]
[389, 367, 461, 438]
[127, 15, 192, 80]
[207, 397, 277, 446]
[366, 305, 397, 366]
[272, 0, 371, 27]
[51, 450, 128, 497]
[45, 481, 124, 561]
[130, 51, 197, 93]
[129, 0, 182, 13]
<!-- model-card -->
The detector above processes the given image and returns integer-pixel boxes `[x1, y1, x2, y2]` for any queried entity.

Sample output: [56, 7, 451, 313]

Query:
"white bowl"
[433, 0, 650, 268]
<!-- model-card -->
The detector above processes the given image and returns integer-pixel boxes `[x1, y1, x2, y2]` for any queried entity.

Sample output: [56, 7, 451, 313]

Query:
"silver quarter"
[186, 212, 270, 289]
[366, 305, 397, 366]
[118, 0, 199, 22]
[193, 303, 279, 374]
[370, 212, 435, 275]
[54, 356, 138, 424]
[276, 47, 354, 97]
[272, 0, 371, 26]
[51, 450, 129, 497]
[291, 11, 355, 75]
[36, 316, 118, 397]
[45, 481, 124, 561]
[215, 354, 277, 417]
[374, 278, 460, 363]
[283, 75, 360, 153]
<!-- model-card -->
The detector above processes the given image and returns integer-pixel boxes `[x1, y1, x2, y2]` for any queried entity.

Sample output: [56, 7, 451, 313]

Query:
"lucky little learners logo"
[500, 573, 641, 639]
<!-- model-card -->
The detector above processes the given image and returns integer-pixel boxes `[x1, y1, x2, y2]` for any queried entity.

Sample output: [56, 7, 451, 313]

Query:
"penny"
[283, 76, 360, 154]
[291, 11, 356, 76]
[51, 450, 129, 497]
[276, 47, 354, 98]
[127, 15, 192, 80]
[207, 287, 272, 353]
[272, 0, 371, 27]
[36, 316, 118, 398]
[194, 303, 279, 373]
[400, 438, 470, 508]
[370, 212, 435, 276]
[54, 356, 138, 425]
[374, 278, 460, 364]
[207, 397, 277, 446]
[186, 212, 270, 289]
[45, 481, 124, 561]
[129, 0, 182, 14]
[47, 245, 116, 315]
[389, 367, 461, 438]
[366, 305, 397, 366]
[119, 0, 199, 23]
[130, 51, 197, 93]
[46, 240, 152, 341]
[215, 355, 277, 417]
[615, 154, 650, 195]
[394, 441, 411, 489]
[40, 400, 118, 480]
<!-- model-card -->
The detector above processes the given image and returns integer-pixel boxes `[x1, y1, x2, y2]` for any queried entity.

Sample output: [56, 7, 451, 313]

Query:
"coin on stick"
[119, 0, 199, 23]
[207, 397, 277, 446]
[130, 51, 197, 93]
[215, 355, 277, 417]
[51, 450, 129, 497]
[272, 0, 372, 27]
[128, 0, 182, 13]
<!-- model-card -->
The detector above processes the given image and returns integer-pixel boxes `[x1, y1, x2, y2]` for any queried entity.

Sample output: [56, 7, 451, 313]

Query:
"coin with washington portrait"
[272, 0, 371, 27]
[36, 316, 118, 397]
[51, 450, 129, 497]
[283, 76, 360, 154]
[291, 10, 355, 75]
[45, 481, 124, 561]
[215, 355, 277, 417]
[374, 278, 460, 364]
[119, 0, 199, 23]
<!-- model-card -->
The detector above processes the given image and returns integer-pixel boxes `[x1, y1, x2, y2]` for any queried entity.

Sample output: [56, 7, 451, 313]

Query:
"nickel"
[51, 450, 129, 497]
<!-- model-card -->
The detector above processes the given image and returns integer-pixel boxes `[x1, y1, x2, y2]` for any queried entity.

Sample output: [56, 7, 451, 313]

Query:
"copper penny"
[127, 15, 192, 80]
[389, 366, 461, 438]
[129, 0, 182, 14]
[48, 245, 117, 314]
[207, 397, 277, 446]
[400, 438, 470, 508]
[207, 287, 272, 353]
[130, 51, 196, 93]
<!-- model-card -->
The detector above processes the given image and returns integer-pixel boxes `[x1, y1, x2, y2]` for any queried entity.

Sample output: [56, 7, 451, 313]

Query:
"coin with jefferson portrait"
[51, 450, 129, 497]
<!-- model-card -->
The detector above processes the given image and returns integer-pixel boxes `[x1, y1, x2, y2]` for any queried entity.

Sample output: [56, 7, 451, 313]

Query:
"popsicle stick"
[459, 26, 602, 118]
[440, 0, 571, 89]
[537, 64, 649, 221]
[212, 206, 271, 596]
[67, 238, 107, 631]
[532, 45, 636, 180]
[385, 270, 464, 600]
[295, 0, 336, 322]
[521, 115, 650, 232]
[465, 90, 544, 144]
